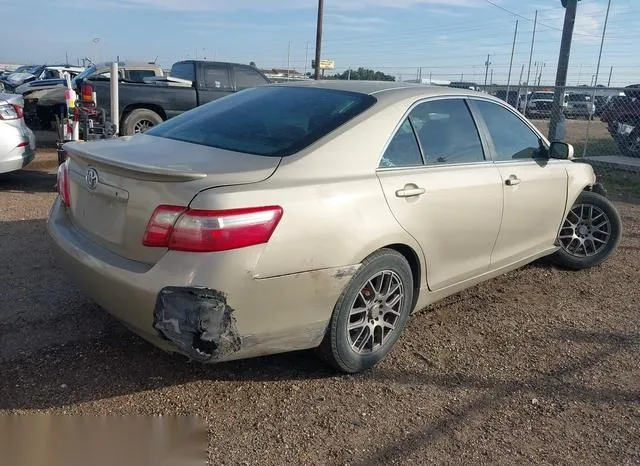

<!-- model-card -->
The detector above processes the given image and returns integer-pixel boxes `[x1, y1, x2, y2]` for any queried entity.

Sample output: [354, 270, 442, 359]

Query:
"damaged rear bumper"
[47, 198, 359, 363]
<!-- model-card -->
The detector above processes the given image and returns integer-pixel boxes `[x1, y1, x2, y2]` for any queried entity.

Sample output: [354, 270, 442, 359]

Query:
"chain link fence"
[474, 84, 640, 159]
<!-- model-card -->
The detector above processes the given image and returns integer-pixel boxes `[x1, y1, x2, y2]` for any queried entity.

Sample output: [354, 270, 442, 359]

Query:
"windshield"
[72, 65, 97, 84]
[531, 92, 554, 100]
[147, 86, 377, 157]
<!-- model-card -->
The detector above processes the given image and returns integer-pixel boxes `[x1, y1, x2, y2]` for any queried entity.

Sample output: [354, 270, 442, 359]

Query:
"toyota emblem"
[86, 168, 99, 190]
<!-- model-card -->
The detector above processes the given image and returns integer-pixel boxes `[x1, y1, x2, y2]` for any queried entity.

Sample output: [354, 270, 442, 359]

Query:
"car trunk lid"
[63, 134, 280, 264]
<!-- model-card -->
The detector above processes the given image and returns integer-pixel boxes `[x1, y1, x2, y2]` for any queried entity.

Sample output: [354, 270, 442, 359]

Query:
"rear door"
[198, 63, 233, 105]
[377, 98, 504, 291]
[469, 98, 569, 268]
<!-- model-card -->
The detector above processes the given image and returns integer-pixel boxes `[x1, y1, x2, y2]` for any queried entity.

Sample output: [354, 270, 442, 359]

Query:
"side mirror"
[549, 141, 574, 160]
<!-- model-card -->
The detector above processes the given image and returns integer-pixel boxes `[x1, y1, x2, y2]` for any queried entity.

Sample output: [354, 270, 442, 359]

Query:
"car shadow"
[0, 169, 57, 194]
[352, 328, 640, 465]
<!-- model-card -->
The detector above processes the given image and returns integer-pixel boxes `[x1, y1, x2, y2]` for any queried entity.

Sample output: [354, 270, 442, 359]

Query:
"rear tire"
[317, 249, 414, 373]
[551, 191, 622, 270]
[122, 108, 163, 136]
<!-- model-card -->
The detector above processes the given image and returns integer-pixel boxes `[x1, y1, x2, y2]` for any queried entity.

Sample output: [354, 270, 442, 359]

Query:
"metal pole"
[490, 69, 494, 86]
[548, 0, 578, 141]
[304, 41, 309, 77]
[506, 20, 519, 103]
[287, 41, 291, 81]
[517, 64, 525, 112]
[110, 62, 119, 136]
[607, 66, 613, 86]
[429, 71, 432, 84]
[523, 10, 538, 116]
[314, 0, 324, 80]
[583, 0, 612, 157]
[484, 54, 491, 88]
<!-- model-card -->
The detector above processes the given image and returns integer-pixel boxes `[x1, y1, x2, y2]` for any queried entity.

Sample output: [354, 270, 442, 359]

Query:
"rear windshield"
[146, 86, 377, 157]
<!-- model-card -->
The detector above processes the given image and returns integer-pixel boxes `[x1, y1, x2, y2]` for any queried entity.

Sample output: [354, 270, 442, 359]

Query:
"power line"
[483, 0, 599, 37]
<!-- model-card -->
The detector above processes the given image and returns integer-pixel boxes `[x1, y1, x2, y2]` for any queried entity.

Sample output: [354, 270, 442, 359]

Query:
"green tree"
[326, 67, 395, 81]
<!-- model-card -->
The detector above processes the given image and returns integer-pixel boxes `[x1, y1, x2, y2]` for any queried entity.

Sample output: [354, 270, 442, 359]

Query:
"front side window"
[473, 100, 545, 161]
[234, 67, 269, 90]
[146, 86, 376, 157]
[410, 99, 485, 165]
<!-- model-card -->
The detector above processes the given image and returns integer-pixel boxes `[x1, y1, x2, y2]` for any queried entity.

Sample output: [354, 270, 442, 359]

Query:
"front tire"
[318, 249, 414, 373]
[552, 191, 622, 270]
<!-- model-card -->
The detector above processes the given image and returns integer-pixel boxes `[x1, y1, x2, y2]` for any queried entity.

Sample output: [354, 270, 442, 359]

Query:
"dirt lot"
[1, 151, 638, 465]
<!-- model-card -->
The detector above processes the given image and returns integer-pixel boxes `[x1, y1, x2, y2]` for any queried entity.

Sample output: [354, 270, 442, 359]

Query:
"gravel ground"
[1, 151, 639, 465]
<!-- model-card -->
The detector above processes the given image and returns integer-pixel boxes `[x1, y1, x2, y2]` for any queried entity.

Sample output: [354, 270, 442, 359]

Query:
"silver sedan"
[0, 93, 36, 174]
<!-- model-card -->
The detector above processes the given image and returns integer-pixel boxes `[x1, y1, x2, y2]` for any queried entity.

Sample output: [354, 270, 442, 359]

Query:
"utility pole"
[287, 41, 291, 81]
[314, 0, 324, 80]
[608, 66, 613, 86]
[537, 62, 546, 86]
[549, 0, 579, 141]
[484, 54, 491, 88]
[523, 10, 538, 115]
[304, 41, 309, 76]
[490, 69, 494, 86]
[506, 20, 519, 103]
[582, 0, 612, 156]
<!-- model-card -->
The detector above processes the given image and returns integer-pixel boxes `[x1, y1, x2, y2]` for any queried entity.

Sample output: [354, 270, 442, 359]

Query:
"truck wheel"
[618, 129, 640, 158]
[551, 191, 622, 270]
[122, 109, 163, 135]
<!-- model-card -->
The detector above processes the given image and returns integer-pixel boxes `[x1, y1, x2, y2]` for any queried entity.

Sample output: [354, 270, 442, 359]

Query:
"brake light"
[81, 82, 94, 103]
[0, 103, 22, 120]
[143, 205, 283, 252]
[57, 161, 71, 207]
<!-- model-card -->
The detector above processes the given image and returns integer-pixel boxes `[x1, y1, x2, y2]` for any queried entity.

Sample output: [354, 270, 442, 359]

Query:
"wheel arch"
[120, 104, 167, 127]
[380, 243, 422, 313]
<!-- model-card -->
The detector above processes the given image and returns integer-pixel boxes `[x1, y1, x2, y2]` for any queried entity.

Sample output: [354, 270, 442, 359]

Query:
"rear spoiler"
[63, 141, 207, 181]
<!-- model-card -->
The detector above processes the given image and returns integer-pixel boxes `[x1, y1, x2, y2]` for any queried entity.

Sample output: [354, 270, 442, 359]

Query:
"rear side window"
[234, 67, 269, 90]
[410, 99, 485, 165]
[146, 87, 376, 157]
[203, 65, 231, 89]
[170, 62, 195, 82]
[380, 120, 423, 168]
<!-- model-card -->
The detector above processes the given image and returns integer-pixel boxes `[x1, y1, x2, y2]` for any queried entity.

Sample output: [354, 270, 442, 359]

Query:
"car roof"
[269, 79, 496, 103]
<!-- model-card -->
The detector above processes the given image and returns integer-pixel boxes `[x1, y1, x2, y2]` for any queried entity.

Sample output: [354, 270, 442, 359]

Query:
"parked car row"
[21, 61, 165, 131]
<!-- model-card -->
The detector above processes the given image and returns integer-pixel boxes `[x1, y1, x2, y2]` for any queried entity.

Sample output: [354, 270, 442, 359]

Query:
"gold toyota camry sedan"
[48, 81, 622, 373]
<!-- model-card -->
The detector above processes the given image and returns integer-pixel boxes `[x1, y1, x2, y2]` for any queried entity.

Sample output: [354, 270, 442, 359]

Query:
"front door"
[377, 98, 504, 291]
[469, 99, 569, 268]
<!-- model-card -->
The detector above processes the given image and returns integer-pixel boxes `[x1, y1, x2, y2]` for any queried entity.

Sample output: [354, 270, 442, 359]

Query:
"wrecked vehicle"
[0, 93, 36, 174]
[48, 82, 622, 373]
[601, 85, 640, 158]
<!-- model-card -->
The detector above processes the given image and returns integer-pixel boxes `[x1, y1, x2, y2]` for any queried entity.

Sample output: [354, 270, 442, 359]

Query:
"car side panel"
[490, 160, 569, 268]
[377, 164, 504, 290]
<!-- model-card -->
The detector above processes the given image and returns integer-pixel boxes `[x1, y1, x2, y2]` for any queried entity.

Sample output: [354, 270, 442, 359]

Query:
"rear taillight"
[57, 161, 71, 207]
[0, 103, 22, 120]
[143, 205, 283, 252]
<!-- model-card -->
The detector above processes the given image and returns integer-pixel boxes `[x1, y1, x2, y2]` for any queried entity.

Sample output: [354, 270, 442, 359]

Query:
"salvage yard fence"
[473, 84, 640, 160]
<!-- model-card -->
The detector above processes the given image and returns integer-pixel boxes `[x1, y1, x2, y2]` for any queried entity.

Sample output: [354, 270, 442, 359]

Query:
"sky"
[1, 0, 638, 87]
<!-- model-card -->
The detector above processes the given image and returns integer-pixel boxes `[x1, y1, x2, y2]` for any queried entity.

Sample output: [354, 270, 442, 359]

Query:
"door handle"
[395, 185, 426, 198]
[505, 175, 521, 186]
